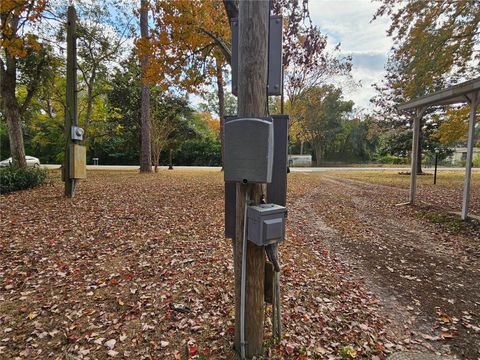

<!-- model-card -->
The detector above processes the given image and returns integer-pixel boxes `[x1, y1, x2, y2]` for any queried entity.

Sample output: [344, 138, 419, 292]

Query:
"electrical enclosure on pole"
[234, 1, 270, 357]
[64, 5, 77, 197]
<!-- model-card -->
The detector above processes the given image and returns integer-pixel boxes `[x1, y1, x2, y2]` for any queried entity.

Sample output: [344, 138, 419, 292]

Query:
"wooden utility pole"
[234, 1, 270, 357]
[139, 0, 152, 173]
[64, 5, 77, 197]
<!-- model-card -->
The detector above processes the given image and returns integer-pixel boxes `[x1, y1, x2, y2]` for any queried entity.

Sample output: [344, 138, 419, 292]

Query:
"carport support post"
[461, 91, 479, 220]
[234, 1, 269, 358]
[409, 107, 425, 204]
[64, 5, 77, 198]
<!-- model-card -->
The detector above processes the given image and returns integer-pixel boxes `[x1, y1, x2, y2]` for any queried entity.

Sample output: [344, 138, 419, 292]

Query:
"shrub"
[0, 166, 48, 194]
[473, 153, 480, 167]
[375, 154, 408, 164]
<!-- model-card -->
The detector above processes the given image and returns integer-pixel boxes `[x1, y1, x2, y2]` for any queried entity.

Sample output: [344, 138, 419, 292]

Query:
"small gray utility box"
[247, 204, 286, 246]
[224, 118, 273, 183]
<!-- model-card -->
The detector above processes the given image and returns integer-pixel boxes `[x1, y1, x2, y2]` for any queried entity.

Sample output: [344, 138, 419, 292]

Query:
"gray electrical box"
[247, 204, 286, 246]
[224, 115, 289, 239]
[224, 117, 274, 183]
[231, 15, 283, 96]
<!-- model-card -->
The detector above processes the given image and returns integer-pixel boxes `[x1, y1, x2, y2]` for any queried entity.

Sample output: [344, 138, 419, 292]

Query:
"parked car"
[0, 156, 41, 168]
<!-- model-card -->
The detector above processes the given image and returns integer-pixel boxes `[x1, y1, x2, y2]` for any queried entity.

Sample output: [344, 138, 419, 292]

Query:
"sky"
[190, 0, 393, 113]
[306, 0, 393, 111]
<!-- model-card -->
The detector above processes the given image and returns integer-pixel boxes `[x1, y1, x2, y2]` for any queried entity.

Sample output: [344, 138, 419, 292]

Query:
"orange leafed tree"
[145, 0, 351, 167]
[146, 0, 230, 91]
[144, 0, 230, 165]
[1, 0, 48, 168]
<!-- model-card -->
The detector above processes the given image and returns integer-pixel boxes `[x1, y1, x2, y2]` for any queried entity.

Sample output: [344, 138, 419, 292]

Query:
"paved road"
[41, 164, 478, 172]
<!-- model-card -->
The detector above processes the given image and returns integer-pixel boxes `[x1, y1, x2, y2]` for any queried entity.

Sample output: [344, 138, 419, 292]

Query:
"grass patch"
[330, 170, 476, 189]
[416, 210, 464, 231]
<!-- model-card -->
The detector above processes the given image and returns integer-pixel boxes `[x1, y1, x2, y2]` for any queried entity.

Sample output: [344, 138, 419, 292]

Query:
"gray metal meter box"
[71, 126, 84, 141]
[231, 15, 283, 96]
[247, 204, 286, 246]
[224, 117, 274, 183]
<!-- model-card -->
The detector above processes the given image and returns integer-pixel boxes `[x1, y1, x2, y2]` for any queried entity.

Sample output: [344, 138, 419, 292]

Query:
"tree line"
[1, 0, 478, 170]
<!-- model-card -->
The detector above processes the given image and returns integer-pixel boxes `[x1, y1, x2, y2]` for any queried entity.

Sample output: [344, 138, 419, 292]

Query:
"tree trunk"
[0, 56, 27, 168]
[168, 149, 173, 170]
[153, 148, 160, 173]
[234, 1, 269, 358]
[139, 0, 152, 173]
[2, 94, 26, 168]
[300, 140, 304, 155]
[314, 143, 323, 166]
[216, 59, 225, 169]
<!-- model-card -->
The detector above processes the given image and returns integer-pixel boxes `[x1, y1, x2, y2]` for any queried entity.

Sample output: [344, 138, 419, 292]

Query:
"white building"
[448, 147, 480, 165]
[288, 155, 312, 167]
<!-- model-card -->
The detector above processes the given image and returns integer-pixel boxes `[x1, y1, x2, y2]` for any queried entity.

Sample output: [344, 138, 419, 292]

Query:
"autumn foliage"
[0, 0, 46, 57]
[137, 0, 229, 92]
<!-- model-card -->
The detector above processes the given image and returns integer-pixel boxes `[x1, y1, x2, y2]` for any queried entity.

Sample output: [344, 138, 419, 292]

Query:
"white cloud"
[308, 0, 392, 111]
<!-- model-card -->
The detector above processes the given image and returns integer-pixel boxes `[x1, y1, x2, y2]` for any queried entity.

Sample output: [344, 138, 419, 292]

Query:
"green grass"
[415, 210, 464, 231]
[330, 170, 476, 189]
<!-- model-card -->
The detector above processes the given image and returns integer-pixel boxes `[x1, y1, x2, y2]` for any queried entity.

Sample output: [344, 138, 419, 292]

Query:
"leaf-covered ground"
[0, 170, 478, 359]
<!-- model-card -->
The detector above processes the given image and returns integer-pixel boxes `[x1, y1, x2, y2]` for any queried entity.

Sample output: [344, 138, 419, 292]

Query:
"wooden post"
[461, 91, 478, 220]
[64, 5, 77, 198]
[409, 107, 424, 204]
[234, 1, 270, 357]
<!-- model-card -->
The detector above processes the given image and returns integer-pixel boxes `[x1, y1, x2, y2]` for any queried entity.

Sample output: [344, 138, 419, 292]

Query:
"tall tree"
[0, 0, 48, 168]
[292, 85, 353, 165]
[138, 0, 152, 172]
[148, 0, 351, 164]
[150, 93, 193, 172]
[374, 0, 480, 98]
[148, 0, 230, 165]
[22, 53, 66, 164]
[372, 0, 480, 173]
[73, 0, 133, 133]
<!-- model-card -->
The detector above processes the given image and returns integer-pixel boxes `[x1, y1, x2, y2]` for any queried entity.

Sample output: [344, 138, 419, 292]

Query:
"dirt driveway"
[287, 172, 480, 359]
